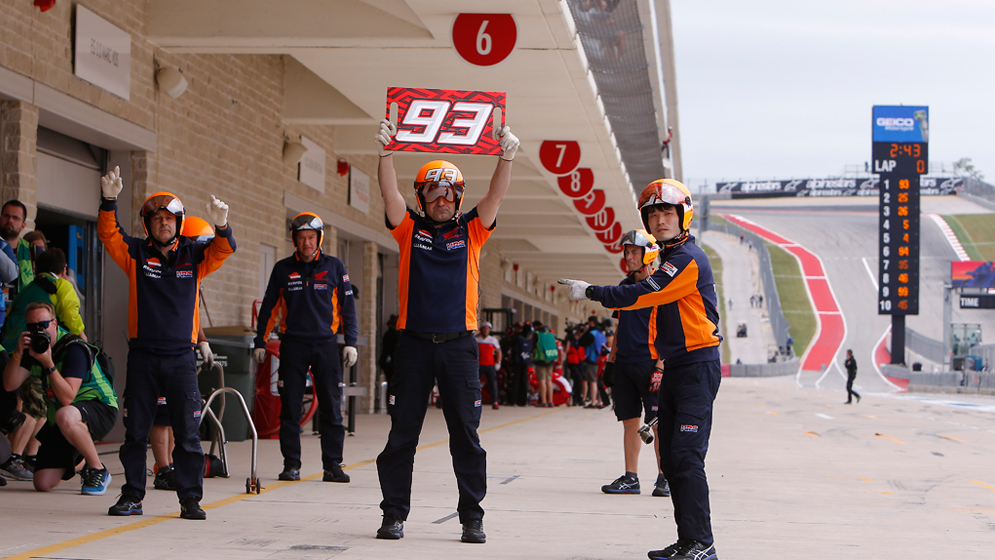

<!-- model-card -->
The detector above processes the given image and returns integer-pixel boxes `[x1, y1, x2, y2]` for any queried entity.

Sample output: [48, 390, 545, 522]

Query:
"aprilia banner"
[715, 177, 961, 198]
[385, 87, 506, 155]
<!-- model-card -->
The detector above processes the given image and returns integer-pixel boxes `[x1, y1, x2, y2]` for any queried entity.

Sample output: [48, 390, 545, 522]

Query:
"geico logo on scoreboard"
[385, 87, 505, 155]
[876, 117, 915, 128]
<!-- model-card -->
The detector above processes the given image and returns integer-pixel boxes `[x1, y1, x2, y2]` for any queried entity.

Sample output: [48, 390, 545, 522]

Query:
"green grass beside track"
[943, 214, 995, 261]
[701, 242, 731, 364]
[765, 241, 816, 358]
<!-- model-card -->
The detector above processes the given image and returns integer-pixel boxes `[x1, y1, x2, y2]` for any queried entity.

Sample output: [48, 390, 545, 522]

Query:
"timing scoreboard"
[872, 105, 928, 315]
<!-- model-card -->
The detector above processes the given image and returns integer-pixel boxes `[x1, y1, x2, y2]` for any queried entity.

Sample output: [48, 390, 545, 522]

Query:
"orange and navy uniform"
[253, 251, 357, 348]
[389, 207, 491, 333]
[612, 273, 659, 364]
[97, 199, 235, 352]
[591, 235, 720, 367]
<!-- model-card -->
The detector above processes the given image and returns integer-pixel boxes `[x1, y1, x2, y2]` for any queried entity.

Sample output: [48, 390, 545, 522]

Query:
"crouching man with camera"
[2, 302, 118, 494]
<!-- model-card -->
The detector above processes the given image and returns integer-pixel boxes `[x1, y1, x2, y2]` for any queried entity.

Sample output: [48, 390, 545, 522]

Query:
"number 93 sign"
[386, 87, 506, 156]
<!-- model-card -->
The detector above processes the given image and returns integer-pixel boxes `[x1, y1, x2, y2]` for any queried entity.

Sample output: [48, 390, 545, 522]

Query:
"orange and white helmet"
[620, 229, 660, 266]
[638, 179, 693, 233]
[181, 216, 214, 242]
[141, 192, 185, 244]
[414, 160, 465, 214]
[290, 212, 324, 247]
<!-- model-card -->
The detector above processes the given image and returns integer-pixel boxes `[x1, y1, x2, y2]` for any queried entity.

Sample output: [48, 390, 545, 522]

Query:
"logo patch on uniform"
[157, 397, 167, 405]
[342, 273, 349, 283]
[662, 262, 678, 277]
[389, 395, 395, 405]
[646, 276, 662, 291]
[680, 424, 698, 433]
[651, 405, 658, 412]
[314, 283, 328, 290]
[193, 410, 201, 419]
[278, 380, 284, 388]
[442, 228, 462, 240]
[474, 400, 482, 407]
[176, 270, 193, 278]
[143, 258, 163, 278]
[315, 270, 328, 281]
[446, 240, 466, 250]
[289, 272, 301, 280]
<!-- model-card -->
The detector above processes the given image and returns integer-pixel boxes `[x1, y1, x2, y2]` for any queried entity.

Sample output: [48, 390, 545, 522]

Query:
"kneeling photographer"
[2, 302, 117, 495]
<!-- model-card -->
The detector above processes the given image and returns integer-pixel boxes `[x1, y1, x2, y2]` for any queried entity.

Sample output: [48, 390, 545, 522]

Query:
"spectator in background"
[579, 316, 606, 408]
[563, 327, 585, 406]
[510, 322, 534, 407]
[0, 200, 34, 297]
[475, 321, 502, 410]
[531, 321, 558, 407]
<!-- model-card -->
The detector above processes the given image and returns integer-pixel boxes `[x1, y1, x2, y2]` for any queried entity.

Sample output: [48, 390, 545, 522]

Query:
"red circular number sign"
[540, 141, 581, 175]
[585, 207, 615, 232]
[573, 189, 606, 216]
[453, 14, 517, 67]
[557, 168, 593, 198]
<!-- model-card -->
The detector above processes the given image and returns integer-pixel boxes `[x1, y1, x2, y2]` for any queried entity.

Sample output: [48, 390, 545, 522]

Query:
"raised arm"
[476, 126, 519, 229]
[374, 119, 407, 228]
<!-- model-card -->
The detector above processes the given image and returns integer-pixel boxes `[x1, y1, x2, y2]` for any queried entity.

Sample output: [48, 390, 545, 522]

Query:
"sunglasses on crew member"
[419, 182, 463, 204]
[26, 320, 52, 331]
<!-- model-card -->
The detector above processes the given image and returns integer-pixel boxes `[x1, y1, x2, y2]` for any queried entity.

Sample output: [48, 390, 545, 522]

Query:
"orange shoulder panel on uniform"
[618, 260, 700, 311]
[392, 213, 415, 331]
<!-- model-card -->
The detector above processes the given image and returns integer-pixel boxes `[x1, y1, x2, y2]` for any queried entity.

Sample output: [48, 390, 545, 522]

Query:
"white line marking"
[862, 257, 879, 290]
[815, 413, 834, 420]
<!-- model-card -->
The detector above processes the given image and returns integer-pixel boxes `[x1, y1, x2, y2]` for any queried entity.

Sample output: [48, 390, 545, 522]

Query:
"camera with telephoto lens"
[638, 417, 658, 445]
[29, 326, 51, 355]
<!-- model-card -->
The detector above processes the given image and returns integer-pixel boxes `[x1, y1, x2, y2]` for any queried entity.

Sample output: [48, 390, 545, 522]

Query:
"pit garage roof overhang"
[149, 0, 681, 285]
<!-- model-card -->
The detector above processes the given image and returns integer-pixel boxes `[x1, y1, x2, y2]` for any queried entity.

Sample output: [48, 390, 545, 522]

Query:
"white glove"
[253, 348, 267, 363]
[499, 126, 520, 161]
[495, 362, 502, 372]
[101, 166, 123, 199]
[374, 118, 397, 156]
[197, 341, 214, 369]
[558, 278, 592, 301]
[343, 346, 358, 369]
[207, 194, 229, 227]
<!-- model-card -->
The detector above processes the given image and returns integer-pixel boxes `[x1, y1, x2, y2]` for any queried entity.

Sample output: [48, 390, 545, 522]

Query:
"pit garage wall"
[0, 0, 610, 414]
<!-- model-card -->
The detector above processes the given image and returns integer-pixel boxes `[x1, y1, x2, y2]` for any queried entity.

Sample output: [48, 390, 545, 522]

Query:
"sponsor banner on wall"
[715, 177, 961, 199]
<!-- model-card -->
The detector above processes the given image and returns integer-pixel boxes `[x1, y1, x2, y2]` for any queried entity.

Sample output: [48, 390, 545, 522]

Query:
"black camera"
[30, 328, 51, 354]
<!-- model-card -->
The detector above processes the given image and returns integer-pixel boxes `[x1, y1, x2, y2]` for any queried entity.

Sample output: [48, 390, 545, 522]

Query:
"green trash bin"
[199, 333, 255, 442]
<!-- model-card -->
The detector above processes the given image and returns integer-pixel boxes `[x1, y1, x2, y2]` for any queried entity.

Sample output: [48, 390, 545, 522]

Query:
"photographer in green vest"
[2, 302, 117, 496]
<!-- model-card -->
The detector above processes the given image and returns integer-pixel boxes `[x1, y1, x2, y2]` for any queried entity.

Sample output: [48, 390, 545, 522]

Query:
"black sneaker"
[648, 540, 691, 560]
[0, 474, 7, 486]
[652, 475, 671, 497]
[278, 467, 300, 481]
[669, 541, 717, 560]
[376, 514, 404, 539]
[80, 466, 112, 496]
[153, 464, 176, 490]
[179, 497, 207, 520]
[0, 455, 33, 481]
[108, 495, 143, 516]
[322, 462, 350, 483]
[602, 475, 640, 494]
[461, 519, 486, 543]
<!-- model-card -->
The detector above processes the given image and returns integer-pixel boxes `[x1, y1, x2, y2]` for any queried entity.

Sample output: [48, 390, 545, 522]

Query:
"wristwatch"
[585, 285, 595, 299]
[45, 365, 57, 376]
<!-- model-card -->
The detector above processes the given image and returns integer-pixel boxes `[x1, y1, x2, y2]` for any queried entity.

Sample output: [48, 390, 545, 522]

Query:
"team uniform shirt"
[254, 251, 358, 348]
[476, 334, 500, 366]
[97, 199, 236, 352]
[612, 274, 659, 364]
[591, 234, 721, 367]
[389, 207, 492, 333]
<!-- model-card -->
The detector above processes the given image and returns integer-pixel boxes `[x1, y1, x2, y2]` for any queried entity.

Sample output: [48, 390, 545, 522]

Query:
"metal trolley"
[198, 362, 261, 494]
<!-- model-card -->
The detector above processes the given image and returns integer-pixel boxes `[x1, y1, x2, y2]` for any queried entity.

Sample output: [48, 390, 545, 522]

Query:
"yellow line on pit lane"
[1, 408, 561, 560]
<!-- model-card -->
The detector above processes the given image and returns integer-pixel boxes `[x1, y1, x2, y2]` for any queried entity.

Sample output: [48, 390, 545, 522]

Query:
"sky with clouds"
[670, 0, 994, 190]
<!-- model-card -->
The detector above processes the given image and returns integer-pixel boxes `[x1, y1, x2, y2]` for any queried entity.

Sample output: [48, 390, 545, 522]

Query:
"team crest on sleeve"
[646, 276, 662, 291]
[342, 273, 349, 282]
[661, 262, 678, 277]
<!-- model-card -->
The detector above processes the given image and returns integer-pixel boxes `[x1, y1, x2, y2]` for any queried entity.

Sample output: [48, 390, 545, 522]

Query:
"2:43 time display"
[889, 143, 921, 158]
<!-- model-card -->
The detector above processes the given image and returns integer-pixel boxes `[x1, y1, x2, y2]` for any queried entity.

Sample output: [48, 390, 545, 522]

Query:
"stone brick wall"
[0, 101, 38, 230]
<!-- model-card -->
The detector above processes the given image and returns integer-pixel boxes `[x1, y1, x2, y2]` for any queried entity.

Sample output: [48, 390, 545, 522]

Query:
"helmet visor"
[291, 213, 323, 232]
[418, 182, 463, 204]
[142, 195, 184, 218]
[641, 183, 690, 210]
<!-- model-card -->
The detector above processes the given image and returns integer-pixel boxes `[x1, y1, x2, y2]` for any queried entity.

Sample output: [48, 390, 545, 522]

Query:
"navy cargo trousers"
[657, 359, 721, 545]
[377, 333, 486, 523]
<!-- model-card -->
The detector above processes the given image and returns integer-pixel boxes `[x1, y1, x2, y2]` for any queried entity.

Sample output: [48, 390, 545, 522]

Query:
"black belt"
[404, 330, 473, 344]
